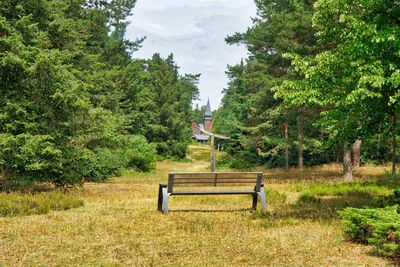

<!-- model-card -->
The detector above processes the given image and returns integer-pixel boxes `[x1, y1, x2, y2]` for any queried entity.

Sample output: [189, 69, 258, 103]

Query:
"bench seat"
[157, 172, 266, 214]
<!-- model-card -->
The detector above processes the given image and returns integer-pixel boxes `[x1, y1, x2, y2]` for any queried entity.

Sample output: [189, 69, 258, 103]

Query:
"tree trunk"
[210, 135, 216, 172]
[385, 136, 390, 163]
[392, 112, 397, 177]
[297, 115, 304, 171]
[343, 143, 353, 182]
[336, 146, 341, 163]
[352, 139, 362, 168]
[284, 122, 289, 170]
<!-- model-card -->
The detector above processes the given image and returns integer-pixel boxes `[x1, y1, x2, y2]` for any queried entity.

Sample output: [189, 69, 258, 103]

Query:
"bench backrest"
[167, 172, 263, 193]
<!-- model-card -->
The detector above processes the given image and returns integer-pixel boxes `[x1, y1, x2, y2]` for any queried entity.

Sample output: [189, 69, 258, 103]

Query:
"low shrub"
[369, 220, 400, 257]
[339, 205, 400, 257]
[0, 192, 84, 217]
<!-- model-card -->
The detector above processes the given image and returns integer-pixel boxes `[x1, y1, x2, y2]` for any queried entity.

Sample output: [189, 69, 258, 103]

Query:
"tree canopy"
[0, 0, 199, 187]
[216, 0, 399, 176]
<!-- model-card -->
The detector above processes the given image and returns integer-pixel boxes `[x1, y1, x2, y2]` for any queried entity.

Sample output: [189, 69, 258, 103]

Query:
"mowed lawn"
[0, 147, 396, 266]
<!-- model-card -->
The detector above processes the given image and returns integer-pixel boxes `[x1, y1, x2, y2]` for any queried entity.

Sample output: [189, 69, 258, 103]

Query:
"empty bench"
[157, 172, 266, 214]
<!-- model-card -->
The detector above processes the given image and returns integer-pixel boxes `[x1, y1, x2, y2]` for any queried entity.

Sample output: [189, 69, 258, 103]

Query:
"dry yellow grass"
[0, 148, 396, 266]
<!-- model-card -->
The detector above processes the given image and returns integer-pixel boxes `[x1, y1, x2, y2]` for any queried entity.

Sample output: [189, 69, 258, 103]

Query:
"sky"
[126, 0, 256, 110]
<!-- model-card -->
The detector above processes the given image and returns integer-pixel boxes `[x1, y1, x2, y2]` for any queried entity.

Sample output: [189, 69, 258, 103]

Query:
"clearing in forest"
[0, 145, 396, 266]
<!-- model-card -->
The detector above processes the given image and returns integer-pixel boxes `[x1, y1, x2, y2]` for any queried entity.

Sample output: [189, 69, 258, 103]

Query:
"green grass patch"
[189, 150, 211, 161]
[292, 182, 393, 198]
[0, 192, 83, 217]
[266, 188, 287, 204]
[261, 218, 301, 228]
[296, 194, 322, 204]
[187, 145, 225, 162]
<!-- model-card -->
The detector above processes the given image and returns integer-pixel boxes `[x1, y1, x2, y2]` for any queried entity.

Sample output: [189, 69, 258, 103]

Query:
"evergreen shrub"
[339, 205, 400, 257]
[229, 151, 261, 169]
[0, 134, 83, 187]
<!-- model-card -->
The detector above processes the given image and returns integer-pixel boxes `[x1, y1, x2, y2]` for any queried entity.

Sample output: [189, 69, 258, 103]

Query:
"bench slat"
[174, 182, 258, 186]
[172, 173, 259, 178]
[174, 178, 257, 181]
[170, 172, 260, 176]
[171, 190, 256, 195]
[174, 181, 257, 184]
[173, 179, 257, 183]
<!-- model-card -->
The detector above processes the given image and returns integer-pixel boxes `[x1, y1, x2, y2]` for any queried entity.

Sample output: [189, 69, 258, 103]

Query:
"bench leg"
[162, 186, 170, 215]
[258, 184, 267, 214]
[252, 186, 258, 210]
[158, 184, 166, 212]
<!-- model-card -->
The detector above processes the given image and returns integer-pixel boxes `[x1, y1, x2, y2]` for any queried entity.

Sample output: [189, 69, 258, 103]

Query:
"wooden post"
[210, 135, 216, 172]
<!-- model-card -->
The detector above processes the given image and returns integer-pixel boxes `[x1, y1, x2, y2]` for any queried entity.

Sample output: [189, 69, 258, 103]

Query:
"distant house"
[192, 100, 212, 144]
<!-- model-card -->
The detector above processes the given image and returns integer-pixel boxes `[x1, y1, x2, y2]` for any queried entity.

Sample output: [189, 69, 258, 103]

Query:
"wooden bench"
[157, 172, 266, 214]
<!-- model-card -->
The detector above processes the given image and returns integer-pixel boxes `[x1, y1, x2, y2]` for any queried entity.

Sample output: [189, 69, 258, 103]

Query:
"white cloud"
[126, 0, 256, 109]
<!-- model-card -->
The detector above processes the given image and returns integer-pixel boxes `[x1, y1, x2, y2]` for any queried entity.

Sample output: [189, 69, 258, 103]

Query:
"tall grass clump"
[0, 193, 83, 217]
[265, 188, 287, 204]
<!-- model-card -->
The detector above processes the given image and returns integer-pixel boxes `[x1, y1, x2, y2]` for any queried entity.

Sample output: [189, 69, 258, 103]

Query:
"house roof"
[193, 134, 210, 141]
[205, 99, 212, 118]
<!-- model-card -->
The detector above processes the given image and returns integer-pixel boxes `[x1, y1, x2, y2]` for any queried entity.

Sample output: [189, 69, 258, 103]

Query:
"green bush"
[339, 205, 400, 257]
[0, 192, 84, 217]
[82, 135, 156, 181]
[81, 148, 123, 182]
[122, 135, 156, 172]
[0, 134, 83, 187]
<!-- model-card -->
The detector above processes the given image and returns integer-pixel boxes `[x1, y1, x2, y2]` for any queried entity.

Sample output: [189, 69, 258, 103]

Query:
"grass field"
[0, 145, 398, 266]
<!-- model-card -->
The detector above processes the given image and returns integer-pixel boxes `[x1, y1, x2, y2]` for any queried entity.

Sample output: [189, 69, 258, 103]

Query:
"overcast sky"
[126, 0, 256, 110]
